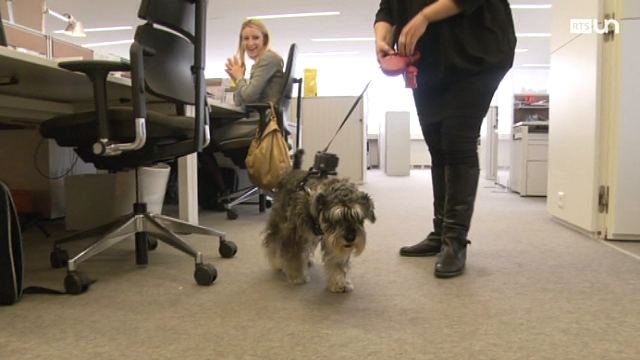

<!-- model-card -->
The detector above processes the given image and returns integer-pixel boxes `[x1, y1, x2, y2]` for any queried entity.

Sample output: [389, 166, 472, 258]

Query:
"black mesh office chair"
[209, 43, 302, 220]
[39, 0, 236, 294]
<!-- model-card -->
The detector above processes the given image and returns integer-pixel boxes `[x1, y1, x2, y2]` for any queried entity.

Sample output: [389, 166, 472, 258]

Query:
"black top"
[375, 0, 517, 86]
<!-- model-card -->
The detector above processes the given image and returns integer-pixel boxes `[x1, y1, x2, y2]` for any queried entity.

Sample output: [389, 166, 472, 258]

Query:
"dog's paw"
[287, 274, 309, 285]
[328, 280, 354, 293]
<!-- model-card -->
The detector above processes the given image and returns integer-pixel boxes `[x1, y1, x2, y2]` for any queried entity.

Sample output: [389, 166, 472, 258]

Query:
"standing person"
[374, 0, 516, 278]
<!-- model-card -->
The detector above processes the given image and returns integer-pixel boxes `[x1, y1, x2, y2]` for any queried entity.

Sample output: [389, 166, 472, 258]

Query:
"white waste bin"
[112, 163, 171, 218]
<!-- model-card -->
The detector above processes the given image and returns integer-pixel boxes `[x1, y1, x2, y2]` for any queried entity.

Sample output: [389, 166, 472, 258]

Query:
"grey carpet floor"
[2, 169, 640, 360]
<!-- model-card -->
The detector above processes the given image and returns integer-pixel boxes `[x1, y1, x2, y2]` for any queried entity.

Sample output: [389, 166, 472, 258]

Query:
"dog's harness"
[295, 175, 324, 236]
[288, 82, 371, 237]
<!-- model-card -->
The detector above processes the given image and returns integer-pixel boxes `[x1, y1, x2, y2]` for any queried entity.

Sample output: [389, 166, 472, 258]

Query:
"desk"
[0, 46, 244, 224]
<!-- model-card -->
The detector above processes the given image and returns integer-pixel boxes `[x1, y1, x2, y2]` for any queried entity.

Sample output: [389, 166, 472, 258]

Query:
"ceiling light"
[54, 26, 132, 34]
[511, 4, 552, 9]
[83, 39, 134, 47]
[299, 51, 359, 56]
[522, 64, 551, 67]
[248, 11, 339, 20]
[516, 33, 552, 37]
[312, 37, 375, 42]
[515, 49, 529, 53]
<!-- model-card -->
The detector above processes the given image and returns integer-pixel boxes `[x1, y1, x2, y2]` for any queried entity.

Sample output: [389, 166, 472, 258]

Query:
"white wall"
[546, 0, 601, 233]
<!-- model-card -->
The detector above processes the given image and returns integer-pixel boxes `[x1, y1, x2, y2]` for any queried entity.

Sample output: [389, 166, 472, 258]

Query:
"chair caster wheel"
[194, 263, 217, 285]
[227, 209, 238, 220]
[147, 237, 158, 251]
[50, 248, 69, 269]
[219, 241, 238, 258]
[64, 272, 94, 295]
[266, 199, 273, 209]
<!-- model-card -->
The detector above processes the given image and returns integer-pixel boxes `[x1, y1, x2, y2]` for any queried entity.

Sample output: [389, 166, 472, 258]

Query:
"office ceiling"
[44, 0, 551, 76]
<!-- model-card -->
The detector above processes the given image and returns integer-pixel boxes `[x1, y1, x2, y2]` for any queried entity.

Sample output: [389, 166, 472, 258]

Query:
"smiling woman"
[226, 19, 284, 107]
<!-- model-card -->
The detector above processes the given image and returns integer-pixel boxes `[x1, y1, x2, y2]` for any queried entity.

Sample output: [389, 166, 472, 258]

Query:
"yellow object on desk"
[304, 68, 317, 97]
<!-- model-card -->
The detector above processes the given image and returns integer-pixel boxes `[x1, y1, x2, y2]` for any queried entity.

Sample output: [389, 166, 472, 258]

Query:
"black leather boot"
[400, 167, 445, 257]
[435, 165, 479, 278]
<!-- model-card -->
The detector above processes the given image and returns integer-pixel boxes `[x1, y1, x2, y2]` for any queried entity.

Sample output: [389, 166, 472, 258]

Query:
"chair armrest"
[58, 60, 131, 74]
[244, 102, 272, 112]
[58, 60, 132, 150]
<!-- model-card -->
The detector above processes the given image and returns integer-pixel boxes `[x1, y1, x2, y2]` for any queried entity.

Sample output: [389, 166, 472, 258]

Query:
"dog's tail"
[292, 149, 304, 170]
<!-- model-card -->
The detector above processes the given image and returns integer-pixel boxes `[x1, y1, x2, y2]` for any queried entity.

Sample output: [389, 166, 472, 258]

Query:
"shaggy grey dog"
[262, 150, 376, 292]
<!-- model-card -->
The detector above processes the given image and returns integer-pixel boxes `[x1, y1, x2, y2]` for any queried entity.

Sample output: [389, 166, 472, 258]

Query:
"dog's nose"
[345, 229, 356, 243]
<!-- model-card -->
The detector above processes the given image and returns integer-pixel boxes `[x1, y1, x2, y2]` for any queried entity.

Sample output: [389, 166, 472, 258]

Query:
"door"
[599, 0, 640, 240]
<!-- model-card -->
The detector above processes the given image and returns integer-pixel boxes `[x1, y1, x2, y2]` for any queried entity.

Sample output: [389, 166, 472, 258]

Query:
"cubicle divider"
[1, 20, 94, 59]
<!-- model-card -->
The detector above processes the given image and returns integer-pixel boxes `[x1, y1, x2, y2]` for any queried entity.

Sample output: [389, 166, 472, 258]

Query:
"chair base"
[49, 210, 237, 294]
[218, 186, 272, 220]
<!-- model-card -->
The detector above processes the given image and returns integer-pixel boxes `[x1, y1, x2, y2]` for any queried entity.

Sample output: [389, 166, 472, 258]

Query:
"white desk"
[0, 46, 244, 224]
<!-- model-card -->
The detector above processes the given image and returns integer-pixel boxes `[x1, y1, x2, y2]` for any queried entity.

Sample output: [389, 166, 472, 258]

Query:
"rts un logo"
[570, 19, 620, 34]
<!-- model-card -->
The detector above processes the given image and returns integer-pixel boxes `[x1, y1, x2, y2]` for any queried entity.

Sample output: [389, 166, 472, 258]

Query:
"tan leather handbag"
[245, 102, 291, 190]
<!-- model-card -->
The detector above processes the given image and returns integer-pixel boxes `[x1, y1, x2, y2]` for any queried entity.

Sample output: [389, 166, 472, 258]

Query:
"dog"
[262, 150, 376, 293]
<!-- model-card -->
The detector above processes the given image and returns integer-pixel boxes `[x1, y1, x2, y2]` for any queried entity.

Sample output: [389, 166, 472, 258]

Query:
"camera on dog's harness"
[292, 81, 370, 236]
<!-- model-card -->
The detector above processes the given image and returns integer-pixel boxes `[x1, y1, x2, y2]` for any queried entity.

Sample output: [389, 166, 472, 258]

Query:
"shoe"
[399, 231, 442, 257]
[435, 165, 479, 278]
[399, 167, 445, 257]
[435, 229, 470, 278]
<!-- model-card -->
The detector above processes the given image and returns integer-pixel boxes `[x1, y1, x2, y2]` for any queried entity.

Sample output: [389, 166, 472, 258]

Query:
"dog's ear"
[358, 192, 376, 223]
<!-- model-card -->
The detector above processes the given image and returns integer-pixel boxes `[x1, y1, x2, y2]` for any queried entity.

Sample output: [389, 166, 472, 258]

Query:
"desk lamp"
[43, 5, 85, 37]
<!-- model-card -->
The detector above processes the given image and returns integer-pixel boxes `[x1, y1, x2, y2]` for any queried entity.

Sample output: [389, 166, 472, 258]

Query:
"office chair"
[210, 43, 302, 220]
[38, 0, 237, 295]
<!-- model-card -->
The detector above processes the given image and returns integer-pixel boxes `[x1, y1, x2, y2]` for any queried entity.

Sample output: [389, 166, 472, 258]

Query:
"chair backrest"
[133, 0, 200, 105]
[138, 0, 196, 42]
[279, 43, 298, 114]
[130, 0, 208, 152]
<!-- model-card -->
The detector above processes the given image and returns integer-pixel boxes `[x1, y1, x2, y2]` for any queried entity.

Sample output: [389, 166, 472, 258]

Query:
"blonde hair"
[237, 19, 271, 67]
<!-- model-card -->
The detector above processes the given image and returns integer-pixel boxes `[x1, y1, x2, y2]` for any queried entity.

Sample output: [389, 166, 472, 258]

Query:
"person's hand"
[375, 39, 396, 65]
[397, 12, 429, 57]
[225, 56, 245, 82]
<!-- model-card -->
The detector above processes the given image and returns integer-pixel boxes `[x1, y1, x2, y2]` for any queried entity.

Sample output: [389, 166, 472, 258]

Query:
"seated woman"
[209, 19, 285, 145]
[200, 19, 285, 209]
[226, 19, 285, 107]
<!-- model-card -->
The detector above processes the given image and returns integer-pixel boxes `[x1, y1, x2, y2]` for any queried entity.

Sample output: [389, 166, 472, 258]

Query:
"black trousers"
[413, 69, 507, 168]
[420, 116, 484, 168]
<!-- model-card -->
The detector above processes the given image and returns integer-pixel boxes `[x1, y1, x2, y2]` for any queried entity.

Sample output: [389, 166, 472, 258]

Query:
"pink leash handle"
[379, 52, 421, 88]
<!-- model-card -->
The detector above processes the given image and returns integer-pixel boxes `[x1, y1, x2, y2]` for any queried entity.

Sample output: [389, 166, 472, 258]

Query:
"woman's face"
[241, 26, 265, 60]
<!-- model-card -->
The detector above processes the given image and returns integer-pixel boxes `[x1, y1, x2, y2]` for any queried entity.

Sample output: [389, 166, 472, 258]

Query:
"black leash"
[297, 80, 372, 237]
[322, 80, 372, 152]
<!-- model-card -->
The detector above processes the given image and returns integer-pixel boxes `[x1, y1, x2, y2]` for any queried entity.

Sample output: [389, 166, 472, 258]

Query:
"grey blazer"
[233, 49, 285, 107]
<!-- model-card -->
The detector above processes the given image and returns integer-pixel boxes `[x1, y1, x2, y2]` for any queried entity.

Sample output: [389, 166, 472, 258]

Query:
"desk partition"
[1, 20, 93, 60]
